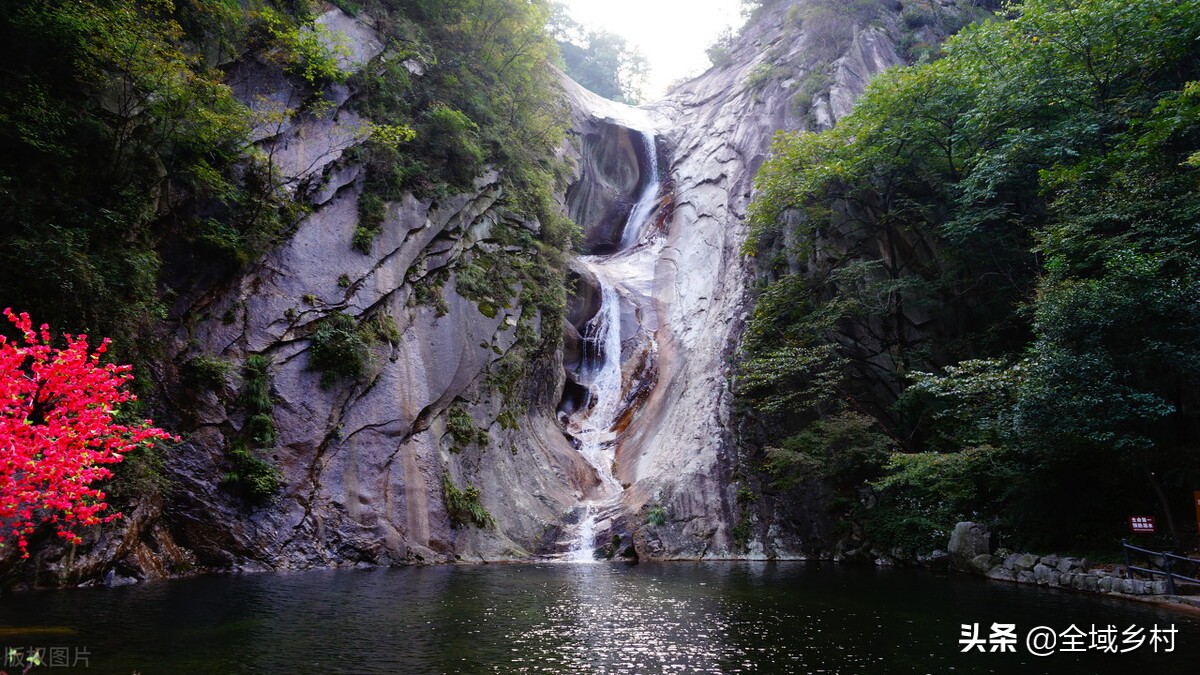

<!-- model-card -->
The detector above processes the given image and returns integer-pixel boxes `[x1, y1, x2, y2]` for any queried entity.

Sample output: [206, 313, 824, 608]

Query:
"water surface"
[0, 562, 1196, 673]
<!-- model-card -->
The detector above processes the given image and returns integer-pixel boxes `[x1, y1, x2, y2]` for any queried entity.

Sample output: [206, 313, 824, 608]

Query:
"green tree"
[550, 3, 647, 103]
[0, 0, 255, 362]
[742, 0, 1200, 549]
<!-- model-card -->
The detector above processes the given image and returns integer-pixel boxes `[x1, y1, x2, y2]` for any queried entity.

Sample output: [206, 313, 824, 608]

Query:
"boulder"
[948, 522, 991, 572]
[1033, 563, 1054, 585]
[968, 553, 995, 574]
[1013, 553, 1040, 571]
[986, 566, 1015, 581]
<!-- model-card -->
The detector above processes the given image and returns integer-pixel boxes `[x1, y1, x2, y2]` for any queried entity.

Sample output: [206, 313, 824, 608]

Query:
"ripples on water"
[0, 561, 1196, 674]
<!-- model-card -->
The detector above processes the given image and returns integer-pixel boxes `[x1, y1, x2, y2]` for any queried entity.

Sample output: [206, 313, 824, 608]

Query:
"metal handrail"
[1122, 540, 1200, 595]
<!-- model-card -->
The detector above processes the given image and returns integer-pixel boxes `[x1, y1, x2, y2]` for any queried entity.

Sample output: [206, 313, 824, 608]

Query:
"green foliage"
[866, 445, 1009, 555]
[797, 0, 884, 62]
[411, 267, 451, 316]
[242, 355, 274, 415]
[308, 313, 371, 388]
[0, 1, 576, 532]
[107, 440, 174, 508]
[746, 63, 783, 92]
[645, 505, 667, 527]
[182, 354, 232, 391]
[791, 68, 832, 112]
[0, 0, 360, 372]
[550, 4, 647, 103]
[497, 409, 520, 431]
[455, 213, 574, 414]
[441, 473, 495, 529]
[705, 28, 735, 67]
[368, 312, 401, 345]
[255, 7, 350, 86]
[731, 519, 752, 548]
[0, 0, 257, 364]
[736, 485, 759, 505]
[743, 0, 1200, 548]
[336, 0, 576, 408]
[902, 359, 1024, 450]
[305, 310, 401, 388]
[223, 442, 283, 502]
[223, 354, 282, 502]
[738, 274, 846, 417]
[424, 103, 486, 185]
[764, 413, 892, 497]
[353, 192, 386, 254]
[348, 0, 570, 201]
[901, 4, 937, 29]
[446, 402, 489, 452]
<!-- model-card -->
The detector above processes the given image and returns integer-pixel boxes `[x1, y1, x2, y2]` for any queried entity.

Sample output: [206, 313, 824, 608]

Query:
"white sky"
[558, 0, 745, 101]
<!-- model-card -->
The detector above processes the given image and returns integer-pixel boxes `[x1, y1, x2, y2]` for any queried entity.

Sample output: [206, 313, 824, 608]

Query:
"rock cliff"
[160, 8, 593, 571]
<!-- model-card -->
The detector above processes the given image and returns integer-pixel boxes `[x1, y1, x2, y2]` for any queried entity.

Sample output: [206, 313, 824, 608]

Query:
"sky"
[557, 0, 745, 101]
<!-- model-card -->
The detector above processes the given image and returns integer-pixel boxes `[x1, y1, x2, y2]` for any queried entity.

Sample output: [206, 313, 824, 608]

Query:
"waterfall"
[564, 128, 661, 561]
[578, 280, 624, 429]
[566, 268, 625, 562]
[619, 132, 660, 250]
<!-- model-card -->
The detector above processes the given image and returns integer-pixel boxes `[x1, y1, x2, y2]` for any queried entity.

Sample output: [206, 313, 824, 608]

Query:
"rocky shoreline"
[945, 521, 1200, 611]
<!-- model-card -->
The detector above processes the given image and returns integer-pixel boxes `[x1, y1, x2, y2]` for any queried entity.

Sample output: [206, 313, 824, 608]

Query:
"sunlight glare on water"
[0, 562, 1197, 674]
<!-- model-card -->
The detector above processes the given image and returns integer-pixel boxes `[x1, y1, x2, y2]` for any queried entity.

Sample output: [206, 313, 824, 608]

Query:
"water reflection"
[504, 563, 739, 672]
[0, 562, 1196, 673]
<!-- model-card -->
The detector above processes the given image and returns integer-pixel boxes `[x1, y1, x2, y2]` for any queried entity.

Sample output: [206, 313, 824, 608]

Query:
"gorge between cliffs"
[6, 0, 1200, 670]
[4, 0, 1199, 610]
[4, 0, 911, 585]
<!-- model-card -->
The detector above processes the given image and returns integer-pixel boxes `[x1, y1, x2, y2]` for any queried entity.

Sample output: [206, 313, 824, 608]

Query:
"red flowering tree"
[0, 309, 175, 558]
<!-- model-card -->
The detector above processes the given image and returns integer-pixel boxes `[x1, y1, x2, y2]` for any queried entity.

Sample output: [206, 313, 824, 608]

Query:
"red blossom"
[0, 309, 177, 558]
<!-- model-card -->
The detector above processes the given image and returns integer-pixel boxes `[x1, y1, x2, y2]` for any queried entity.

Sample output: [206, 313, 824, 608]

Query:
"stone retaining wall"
[947, 522, 1169, 597]
[978, 550, 1169, 595]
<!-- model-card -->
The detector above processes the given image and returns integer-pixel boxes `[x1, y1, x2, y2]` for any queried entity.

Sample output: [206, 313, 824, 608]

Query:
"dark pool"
[0, 561, 1196, 673]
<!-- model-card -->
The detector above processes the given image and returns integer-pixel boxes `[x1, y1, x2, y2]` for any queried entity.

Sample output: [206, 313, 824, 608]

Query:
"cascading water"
[566, 273, 625, 561]
[619, 132, 661, 250]
[563, 128, 660, 561]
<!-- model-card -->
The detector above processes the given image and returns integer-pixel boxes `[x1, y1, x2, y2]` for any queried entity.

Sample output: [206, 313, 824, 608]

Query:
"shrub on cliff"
[0, 309, 175, 558]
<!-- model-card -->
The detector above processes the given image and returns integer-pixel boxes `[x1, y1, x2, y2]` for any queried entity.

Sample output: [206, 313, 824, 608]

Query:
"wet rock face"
[562, 265, 603, 373]
[567, 123, 658, 254]
[573, 0, 968, 561]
